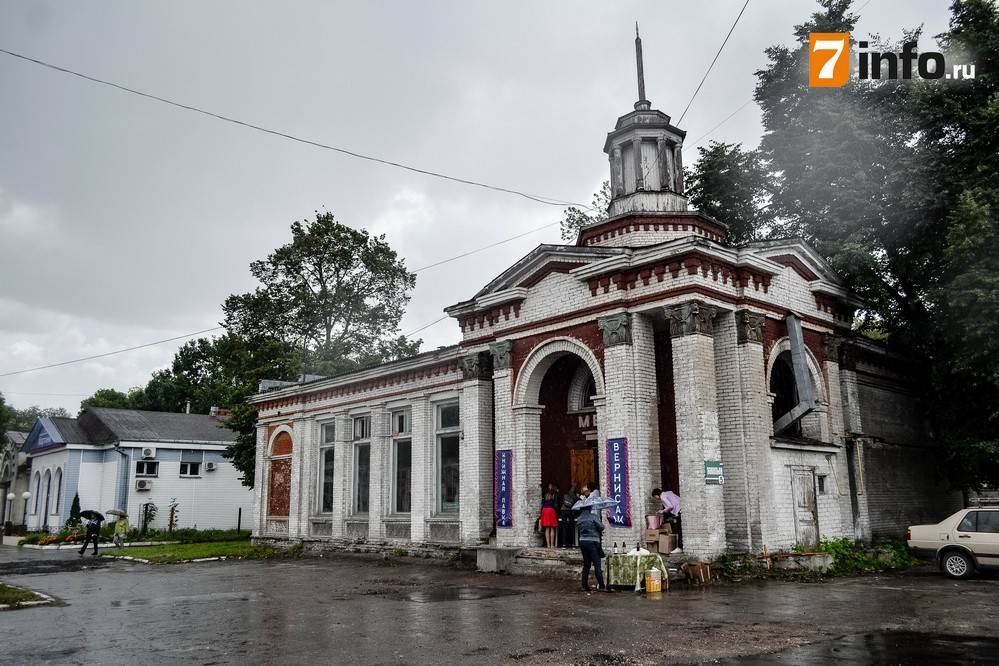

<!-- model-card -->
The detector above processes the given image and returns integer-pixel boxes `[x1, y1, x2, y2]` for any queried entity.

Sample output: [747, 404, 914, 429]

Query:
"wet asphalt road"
[1, 546, 998, 665]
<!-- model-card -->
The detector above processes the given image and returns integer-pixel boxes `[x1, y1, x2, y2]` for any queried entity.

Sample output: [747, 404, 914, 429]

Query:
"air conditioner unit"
[135, 479, 153, 491]
[205, 461, 217, 472]
[141, 447, 157, 460]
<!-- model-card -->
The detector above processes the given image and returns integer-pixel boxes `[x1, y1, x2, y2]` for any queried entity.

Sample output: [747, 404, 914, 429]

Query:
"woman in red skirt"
[540, 488, 560, 550]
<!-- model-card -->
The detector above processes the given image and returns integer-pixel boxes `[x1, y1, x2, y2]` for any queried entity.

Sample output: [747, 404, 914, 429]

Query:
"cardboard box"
[644, 539, 659, 554]
[644, 528, 660, 541]
[658, 534, 678, 553]
[660, 522, 673, 535]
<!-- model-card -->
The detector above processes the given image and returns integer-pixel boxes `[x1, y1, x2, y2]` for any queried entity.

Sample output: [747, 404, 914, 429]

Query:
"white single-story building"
[21, 408, 252, 532]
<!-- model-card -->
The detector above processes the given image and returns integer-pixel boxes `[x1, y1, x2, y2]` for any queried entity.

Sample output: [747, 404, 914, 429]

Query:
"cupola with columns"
[577, 26, 728, 249]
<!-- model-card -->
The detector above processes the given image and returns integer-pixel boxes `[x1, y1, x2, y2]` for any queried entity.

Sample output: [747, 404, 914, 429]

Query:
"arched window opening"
[770, 351, 801, 437]
[42, 470, 51, 517]
[267, 430, 293, 518]
[33, 472, 41, 513]
[54, 469, 63, 513]
[271, 432, 293, 457]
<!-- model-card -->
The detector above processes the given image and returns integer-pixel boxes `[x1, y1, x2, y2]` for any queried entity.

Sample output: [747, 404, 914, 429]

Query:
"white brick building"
[20, 408, 252, 532]
[250, 39, 960, 559]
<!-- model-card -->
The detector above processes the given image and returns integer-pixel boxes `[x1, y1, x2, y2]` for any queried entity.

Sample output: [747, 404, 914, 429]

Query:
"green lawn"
[106, 540, 281, 563]
[0, 584, 42, 606]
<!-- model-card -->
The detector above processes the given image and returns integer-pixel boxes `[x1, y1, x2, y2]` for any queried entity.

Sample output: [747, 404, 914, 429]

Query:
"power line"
[687, 98, 755, 149]
[0, 48, 590, 210]
[0, 327, 224, 378]
[677, 0, 752, 125]
[412, 220, 560, 272]
[403, 315, 450, 337]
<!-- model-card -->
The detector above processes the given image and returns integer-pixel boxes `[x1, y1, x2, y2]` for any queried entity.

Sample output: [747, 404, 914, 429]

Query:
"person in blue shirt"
[576, 506, 609, 592]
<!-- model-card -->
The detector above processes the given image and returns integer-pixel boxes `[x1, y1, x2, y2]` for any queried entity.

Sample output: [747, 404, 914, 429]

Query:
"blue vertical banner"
[606, 437, 632, 527]
[494, 449, 513, 528]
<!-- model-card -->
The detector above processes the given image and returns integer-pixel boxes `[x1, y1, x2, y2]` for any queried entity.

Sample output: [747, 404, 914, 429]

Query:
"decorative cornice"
[489, 340, 513, 370]
[579, 213, 727, 246]
[665, 300, 717, 337]
[455, 299, 524, 334]
[461, 351, 493, 381]
[583, 250, 774, 297]
[735, 309, 765, 344]
[597, 313, 633, 347]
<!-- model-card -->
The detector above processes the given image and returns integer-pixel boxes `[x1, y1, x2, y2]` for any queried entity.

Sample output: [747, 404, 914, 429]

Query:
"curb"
[21, 541, 181, 550]
[0, 584, 56, 610]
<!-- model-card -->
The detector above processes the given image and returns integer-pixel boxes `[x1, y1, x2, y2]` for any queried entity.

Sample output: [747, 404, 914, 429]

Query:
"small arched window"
[42, 470, 51, 516]
[271, 432, 293, 457]
[54, 469, 63, 513]
[33, 472, 41, 513]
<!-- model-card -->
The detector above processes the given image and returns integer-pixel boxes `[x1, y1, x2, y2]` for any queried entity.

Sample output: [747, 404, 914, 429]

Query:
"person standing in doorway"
[576, 505, 608, 593]
[559, 485, 579, 548]
[79, 517, 101, 556]
[540, 488, 559, 551]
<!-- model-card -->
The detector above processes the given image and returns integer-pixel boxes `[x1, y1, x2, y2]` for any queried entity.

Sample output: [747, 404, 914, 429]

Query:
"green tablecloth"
[605, 553, 668, 589]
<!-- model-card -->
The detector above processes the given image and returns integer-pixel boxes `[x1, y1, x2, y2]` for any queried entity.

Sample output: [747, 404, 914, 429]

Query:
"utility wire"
[0, 327, 224, 378]
[412, 220, 560, 272]
[677, 0, 752, 125]
[0, 48, 590, 210]
[687, 98, 755, 149]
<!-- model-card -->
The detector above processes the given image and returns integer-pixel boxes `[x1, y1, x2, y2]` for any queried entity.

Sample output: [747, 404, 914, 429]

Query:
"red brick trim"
[768, 254, 819, 281]
[517, 262, 588, 288]
[580, 214, 728, 246]
[256, 360, 461, 411]
[456, 299, 524, 334]
[509, 321, 605, 389]
[460, 284, 850, 347]
[584, 250, 772, 297]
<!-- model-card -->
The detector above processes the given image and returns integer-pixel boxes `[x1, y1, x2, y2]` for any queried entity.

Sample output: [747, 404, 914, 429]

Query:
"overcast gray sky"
[0, 0, 950, 414]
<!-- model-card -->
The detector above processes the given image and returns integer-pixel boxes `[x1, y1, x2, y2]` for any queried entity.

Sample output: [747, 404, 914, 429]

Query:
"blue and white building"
[21, 408, 252, 532]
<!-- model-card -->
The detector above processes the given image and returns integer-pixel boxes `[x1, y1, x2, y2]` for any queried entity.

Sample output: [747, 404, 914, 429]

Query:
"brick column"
[330, 413, 350, 539]
[822, 335, 857, 538]
[491, 341, 521, 547]
[253, 426, 267, 537]
[287, 417, 311, 539]
[459, 351, 494, 545]
[839, 344, 871, 541]
[597, 312, 659, 548]
[367, 405, 390, 542]
[665, 300, 727, 559]
[511, 404, 543, 546]
[408, 397, 431, 543]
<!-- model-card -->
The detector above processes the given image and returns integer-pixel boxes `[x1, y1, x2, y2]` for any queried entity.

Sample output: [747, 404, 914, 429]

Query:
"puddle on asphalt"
[718, 631, 999, 664]
[384, 586, 522, 603]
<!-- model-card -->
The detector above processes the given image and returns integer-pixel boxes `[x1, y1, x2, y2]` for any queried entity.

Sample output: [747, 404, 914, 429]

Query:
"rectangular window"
[958, 512, 978, 532]
[353, 416, 370, 441]
[319, 446, 335, 513]
[436, 402, 460, 514]
[354, 443, 370, 514]
[392, 410, 410, 436]
[135, 461, 159, 477]
[817, 475, 826, 494]
[179, 462, 201, 477]
[321, 422, 336, 445]
[394, 439, 412, 513]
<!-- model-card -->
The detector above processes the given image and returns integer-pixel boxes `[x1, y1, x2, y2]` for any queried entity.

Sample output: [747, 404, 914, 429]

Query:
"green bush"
[17, 532, 46, 545]
[816, 538, 916, 575]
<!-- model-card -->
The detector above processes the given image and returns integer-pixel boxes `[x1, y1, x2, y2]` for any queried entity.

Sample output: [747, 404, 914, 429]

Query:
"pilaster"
[665, 300, 727, 558]
[287, 417, 310, 539]
[598, 311, 658, 547]
[330, 413, 350, 539]
[459, 352, 494, 545]
[409, 397, 431, 543]
[253, 426, 267, 536]
[492, 341, 519, 547]
[367, 405, 390, 541]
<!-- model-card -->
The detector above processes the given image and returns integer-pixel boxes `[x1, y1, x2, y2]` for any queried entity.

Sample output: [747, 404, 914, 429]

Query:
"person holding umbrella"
[572, 493, 618, 593]
[107, 509, 128, 548]
[78, 510, 104, 556]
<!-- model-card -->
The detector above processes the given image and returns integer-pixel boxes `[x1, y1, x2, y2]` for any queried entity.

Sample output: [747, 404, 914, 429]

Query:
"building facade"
[20, 408, 252, 532]
[250, 40, 960, 558]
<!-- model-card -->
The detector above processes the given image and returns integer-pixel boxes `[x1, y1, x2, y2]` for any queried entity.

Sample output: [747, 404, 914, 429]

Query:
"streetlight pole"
[5, 492, 14, 535]
[21, 491, 31, 532]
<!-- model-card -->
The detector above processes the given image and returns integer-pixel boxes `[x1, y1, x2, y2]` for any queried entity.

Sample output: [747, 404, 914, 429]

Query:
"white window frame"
[179, 461, 201, 477]
[435, 402, 460, 515]
[136, 461, 159, 477]
[321, 421, 337, 446]
[391, 409, 411, 438]
[352, 415, 370, 441]
[317, 419, 336, 514]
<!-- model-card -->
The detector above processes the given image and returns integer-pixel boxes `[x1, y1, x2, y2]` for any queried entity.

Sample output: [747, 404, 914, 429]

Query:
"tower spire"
[634, 22, 650, 110]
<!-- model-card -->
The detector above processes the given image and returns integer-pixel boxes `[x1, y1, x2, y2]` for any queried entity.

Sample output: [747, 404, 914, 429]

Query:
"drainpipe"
[111, 444, 130, 515]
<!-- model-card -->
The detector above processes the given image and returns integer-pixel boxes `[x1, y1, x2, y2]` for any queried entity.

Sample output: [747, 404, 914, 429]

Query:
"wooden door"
[791, 469, 819, 549]
[570, 449, 596, 490]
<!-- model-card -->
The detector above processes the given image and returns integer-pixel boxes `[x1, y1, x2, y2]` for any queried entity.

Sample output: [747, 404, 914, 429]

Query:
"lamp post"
[5, 492, 14, 535]
[21, 491, 30, 532]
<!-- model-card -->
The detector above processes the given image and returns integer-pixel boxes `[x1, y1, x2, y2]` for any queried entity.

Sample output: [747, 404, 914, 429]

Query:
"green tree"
[686, 142, 775, 244]
[223, 211, 419, 377]
[66, 493, 82, 528]
[10, 405, 70, 431]
[559, 181, 611, 242]
[80, 388, 138, 411]
[0, 393, 15, 436]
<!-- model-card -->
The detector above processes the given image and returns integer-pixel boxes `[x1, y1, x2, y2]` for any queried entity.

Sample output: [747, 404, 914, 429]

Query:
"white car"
[907, 507, 999, 579]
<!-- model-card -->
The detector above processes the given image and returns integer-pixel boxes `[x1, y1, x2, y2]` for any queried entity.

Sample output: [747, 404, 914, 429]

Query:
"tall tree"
[8, 405, 70, 432]
[223, 211, 419, 376]
[686, 142, 775, 244]
[559, 181, 611, 242]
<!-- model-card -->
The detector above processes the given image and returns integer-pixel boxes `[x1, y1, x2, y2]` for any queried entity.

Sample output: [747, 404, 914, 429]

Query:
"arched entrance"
[538, 355, 599, 495]
[508, 337, 605, 546]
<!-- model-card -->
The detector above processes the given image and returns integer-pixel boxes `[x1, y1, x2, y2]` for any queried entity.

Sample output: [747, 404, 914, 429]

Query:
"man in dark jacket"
[78, 518, 101, 556]
[576, 506, 607, 592]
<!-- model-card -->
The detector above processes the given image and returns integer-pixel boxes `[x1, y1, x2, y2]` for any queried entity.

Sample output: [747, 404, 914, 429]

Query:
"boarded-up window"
[271, 432, 293, 456]
[268, 459, 292, 517]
